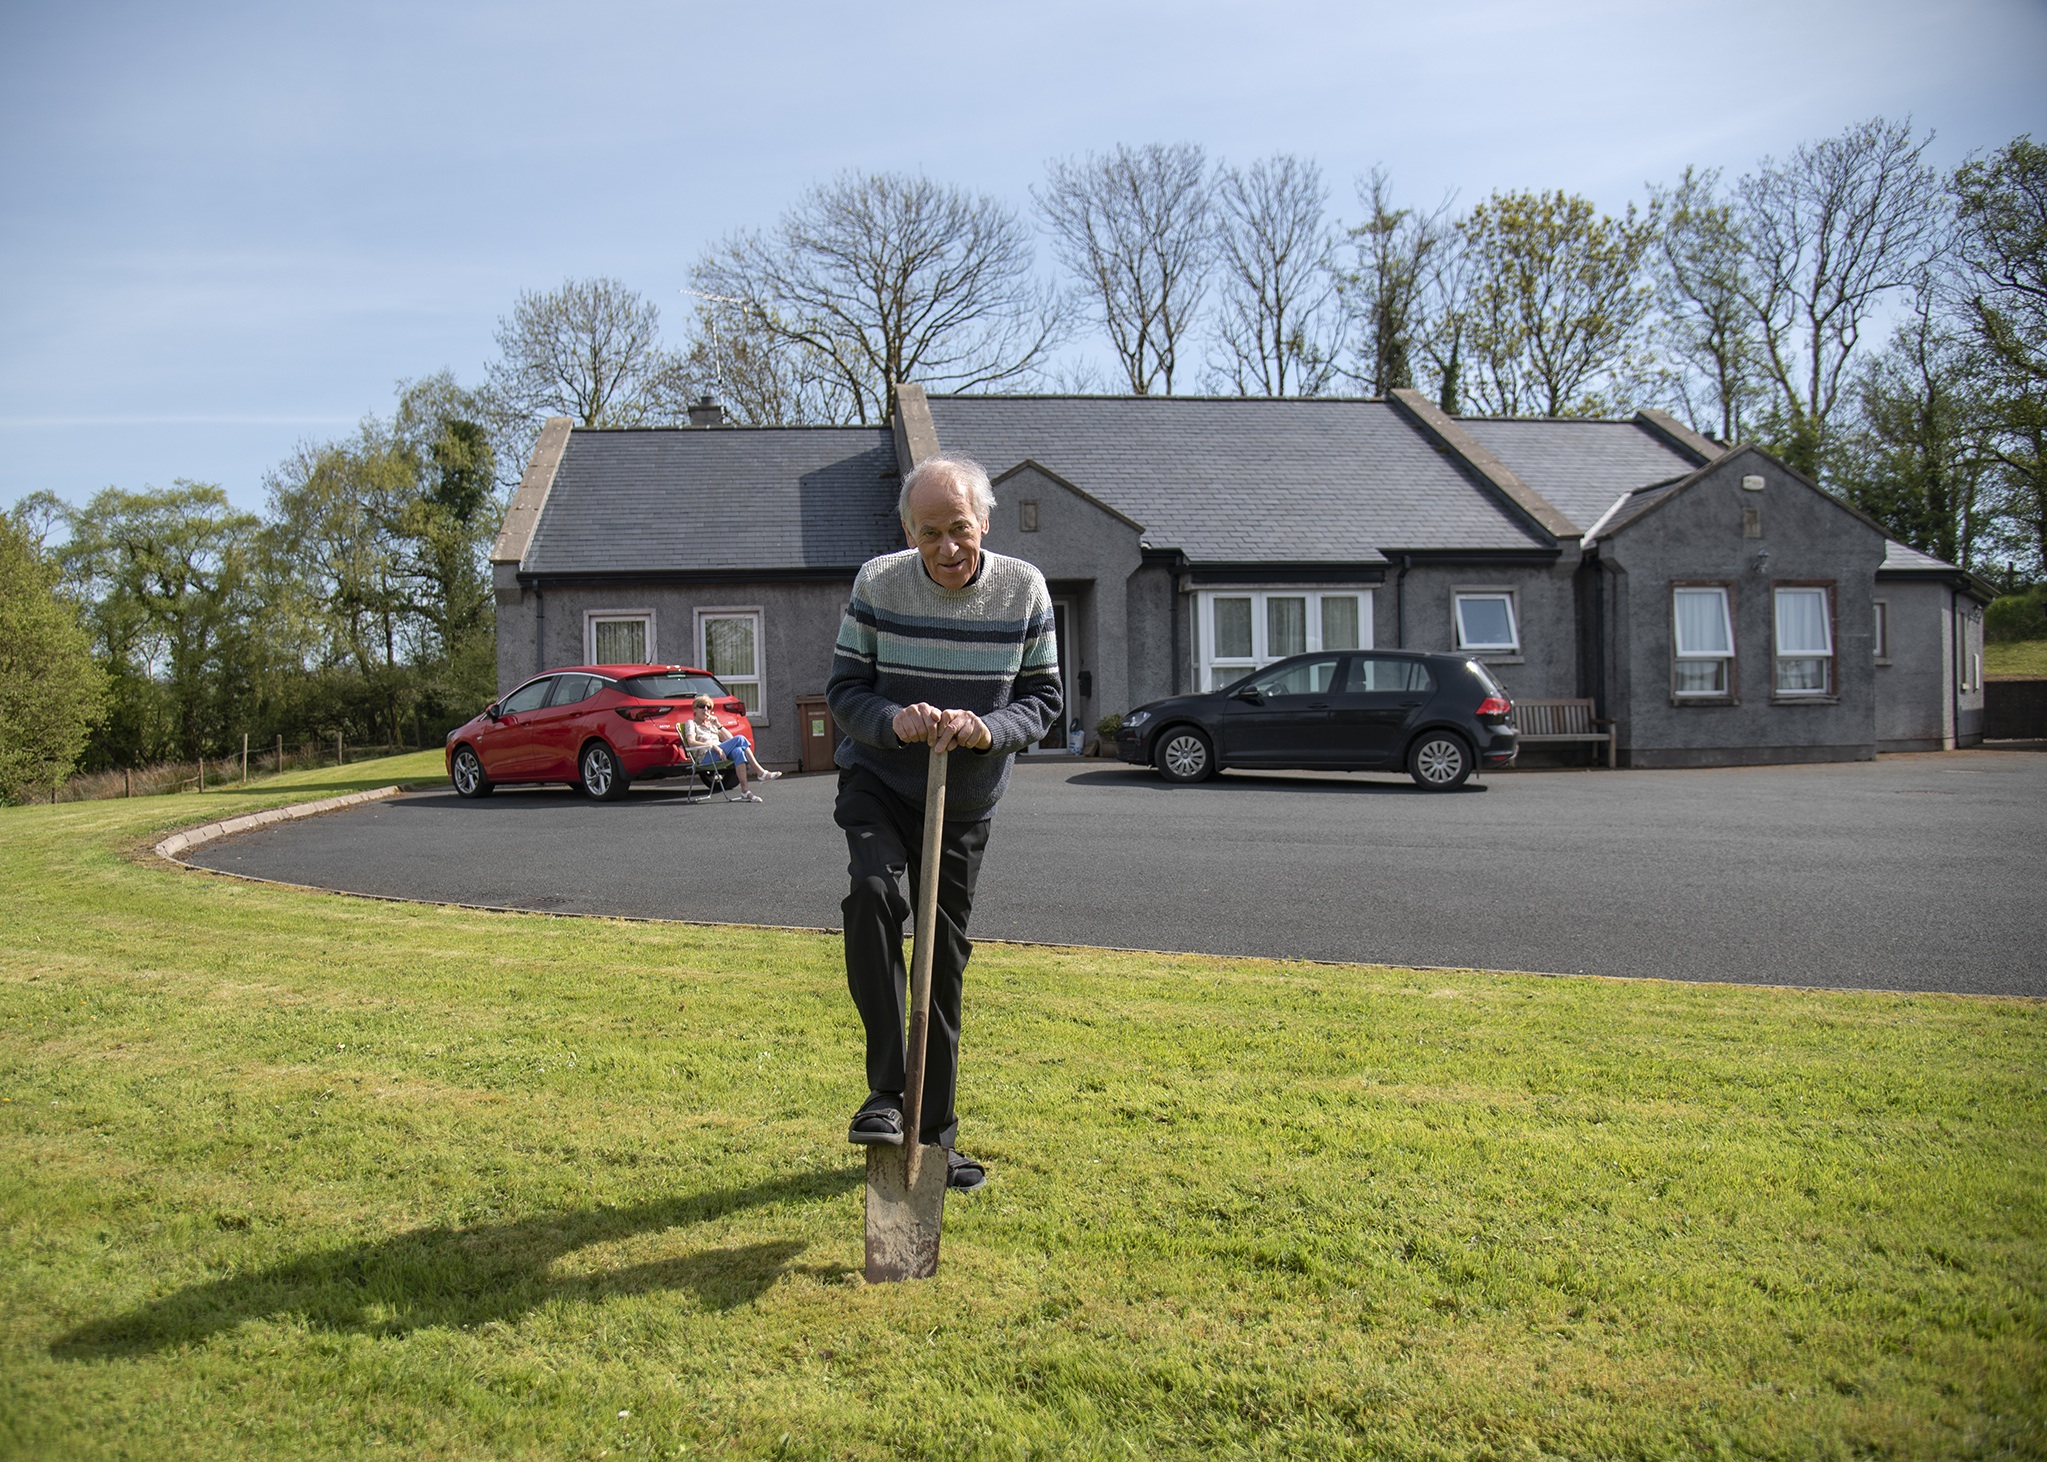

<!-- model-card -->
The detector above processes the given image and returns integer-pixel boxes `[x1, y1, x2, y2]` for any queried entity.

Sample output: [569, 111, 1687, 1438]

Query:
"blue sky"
[3, 0, 2044, 515]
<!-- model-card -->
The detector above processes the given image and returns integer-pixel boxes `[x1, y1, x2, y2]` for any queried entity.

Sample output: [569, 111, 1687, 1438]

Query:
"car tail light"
[614, 704, 674, 722]
[1476, 695, 1511, 717]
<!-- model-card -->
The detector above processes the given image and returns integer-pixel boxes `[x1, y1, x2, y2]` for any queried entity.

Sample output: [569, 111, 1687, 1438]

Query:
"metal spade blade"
[863, 746, 949, 1283]
[864, 1140, 948, 1281]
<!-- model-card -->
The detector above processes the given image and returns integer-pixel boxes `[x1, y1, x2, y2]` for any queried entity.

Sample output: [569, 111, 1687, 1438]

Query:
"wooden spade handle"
[901, 746, 948, 1183]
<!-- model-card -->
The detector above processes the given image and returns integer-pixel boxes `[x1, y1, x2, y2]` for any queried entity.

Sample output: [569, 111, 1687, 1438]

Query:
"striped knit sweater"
[827, 548, 1063, 815]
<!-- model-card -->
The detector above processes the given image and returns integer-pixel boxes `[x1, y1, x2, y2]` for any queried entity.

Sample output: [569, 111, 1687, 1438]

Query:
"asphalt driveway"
[185, 749, 2047, 998]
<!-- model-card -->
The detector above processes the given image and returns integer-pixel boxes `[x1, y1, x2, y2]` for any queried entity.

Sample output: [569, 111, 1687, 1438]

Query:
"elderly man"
[826, 453, 1062, 1192]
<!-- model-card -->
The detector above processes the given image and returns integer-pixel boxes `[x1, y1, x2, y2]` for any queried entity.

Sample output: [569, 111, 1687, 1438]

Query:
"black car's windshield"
[619, 672, 727, 700]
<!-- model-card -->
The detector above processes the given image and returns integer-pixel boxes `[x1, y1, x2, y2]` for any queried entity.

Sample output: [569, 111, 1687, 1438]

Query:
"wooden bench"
[1512, 697, 1616, 768]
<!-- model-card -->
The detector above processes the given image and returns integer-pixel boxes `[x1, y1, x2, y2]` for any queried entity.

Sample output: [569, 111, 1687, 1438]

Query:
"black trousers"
[834, 764, 991, 1149]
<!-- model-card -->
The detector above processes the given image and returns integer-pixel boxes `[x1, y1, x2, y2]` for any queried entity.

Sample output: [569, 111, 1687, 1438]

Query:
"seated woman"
[683, 695, 781, 802]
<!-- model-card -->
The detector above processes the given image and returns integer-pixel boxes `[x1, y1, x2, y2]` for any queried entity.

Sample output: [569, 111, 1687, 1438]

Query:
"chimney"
[688, 395, 726, 428]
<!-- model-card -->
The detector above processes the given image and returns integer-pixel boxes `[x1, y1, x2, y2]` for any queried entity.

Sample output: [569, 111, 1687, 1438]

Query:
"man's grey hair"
[898, 454, 996, 532]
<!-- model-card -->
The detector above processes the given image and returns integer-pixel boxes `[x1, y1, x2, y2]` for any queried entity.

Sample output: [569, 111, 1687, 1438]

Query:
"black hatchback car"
[1114, 651, 1517, 789]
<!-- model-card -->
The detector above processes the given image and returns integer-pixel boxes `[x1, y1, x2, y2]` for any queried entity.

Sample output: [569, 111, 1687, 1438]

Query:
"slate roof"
[1880, 540, 1960, 574]
[1456, 419, 1703, 533]
[925, 394, 1549, 560]
[519, 427, 900, 575]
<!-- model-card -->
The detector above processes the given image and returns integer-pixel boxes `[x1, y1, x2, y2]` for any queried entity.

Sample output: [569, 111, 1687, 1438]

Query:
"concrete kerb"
[153, 786, 408, 862]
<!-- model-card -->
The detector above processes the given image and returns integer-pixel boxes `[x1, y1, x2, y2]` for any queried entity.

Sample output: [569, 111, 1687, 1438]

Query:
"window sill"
[1770, 694, 1838, 706]
[1465, 652, 1524, 664]
[1669, 695, 1738, 707]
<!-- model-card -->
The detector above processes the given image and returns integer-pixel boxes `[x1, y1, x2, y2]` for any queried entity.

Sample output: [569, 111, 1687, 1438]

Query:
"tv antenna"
[681, 288, 747, 408]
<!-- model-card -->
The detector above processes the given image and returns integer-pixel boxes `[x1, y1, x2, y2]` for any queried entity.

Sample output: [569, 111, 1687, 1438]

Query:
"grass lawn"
[1986, 639, 2047, 678]
[3, 754, 2043, 1459]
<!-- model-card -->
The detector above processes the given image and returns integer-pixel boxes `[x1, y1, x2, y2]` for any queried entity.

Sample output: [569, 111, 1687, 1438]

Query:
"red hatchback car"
[445, 664, 758, 800]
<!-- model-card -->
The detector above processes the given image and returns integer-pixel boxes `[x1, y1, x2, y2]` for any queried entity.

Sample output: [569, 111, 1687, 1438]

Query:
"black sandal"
[945, 1149, 987, 1192]
[847, 1093, 904, 1146]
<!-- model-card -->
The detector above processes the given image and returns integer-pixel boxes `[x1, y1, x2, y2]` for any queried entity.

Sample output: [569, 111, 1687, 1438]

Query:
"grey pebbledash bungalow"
[487, 385, 1991, 772]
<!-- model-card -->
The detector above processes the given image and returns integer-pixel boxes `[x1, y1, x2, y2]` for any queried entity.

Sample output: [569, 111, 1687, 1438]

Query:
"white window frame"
[1672, 585, 1735, 699]
[584, 608, 655, 666]
[695, 606, 767, 723]
[1873, 599, 1890, 664]
[1452, 589, 1520, 657]
[1196, 588, 1374, 692]
[1773, 585, 1834, 697]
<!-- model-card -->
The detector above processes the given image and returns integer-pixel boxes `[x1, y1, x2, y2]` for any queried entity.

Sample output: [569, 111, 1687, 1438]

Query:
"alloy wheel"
[582, 745, 614, 798]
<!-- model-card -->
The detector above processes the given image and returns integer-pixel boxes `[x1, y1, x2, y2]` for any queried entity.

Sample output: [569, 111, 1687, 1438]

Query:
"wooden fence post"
[337, 732, 344, 767]
[276, 734, 284, 774]
[197, 757, 204, 793]
[242, 734, 249, 785]
[124, 767, 132, 798]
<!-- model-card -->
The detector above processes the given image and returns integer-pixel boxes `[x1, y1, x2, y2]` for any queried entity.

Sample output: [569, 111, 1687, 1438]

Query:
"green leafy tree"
[1951, 135, 2047, 575]
[1653, 167, 1765, 442]
[1835, 292, 1990, 567]
[56, 483, 260, 764]
[0, 514, 107, 799]
[1457, 190, 1660, 417]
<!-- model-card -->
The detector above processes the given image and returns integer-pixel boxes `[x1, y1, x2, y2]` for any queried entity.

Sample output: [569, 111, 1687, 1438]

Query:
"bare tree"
[1037, 143, 1213, 394]
[1734, 117, 1946, 478]
[1653, 167, 1765, 442]
[1209, 155, 1345, 395]
[485, 277, 691, 430]
[694, 172, 1066, 424]
[1339, 167, 1456, 396]
[681, 294, 850, 426]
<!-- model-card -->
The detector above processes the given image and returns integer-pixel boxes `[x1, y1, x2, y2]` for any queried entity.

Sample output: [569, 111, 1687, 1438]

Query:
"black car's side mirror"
[1233, 686, 1263, 704]
[485, 702, 501, 721]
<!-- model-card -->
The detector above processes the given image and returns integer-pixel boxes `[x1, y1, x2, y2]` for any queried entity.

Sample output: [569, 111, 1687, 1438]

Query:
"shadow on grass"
[53, 1165, 862, 1358]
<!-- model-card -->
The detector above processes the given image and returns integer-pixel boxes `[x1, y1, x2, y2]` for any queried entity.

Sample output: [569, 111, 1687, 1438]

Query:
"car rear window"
[619, 672, 727, 700]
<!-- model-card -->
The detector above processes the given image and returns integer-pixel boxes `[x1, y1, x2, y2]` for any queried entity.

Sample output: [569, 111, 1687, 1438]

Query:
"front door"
[1037, 599, 1077, 752]
[475, 675, 557, 780]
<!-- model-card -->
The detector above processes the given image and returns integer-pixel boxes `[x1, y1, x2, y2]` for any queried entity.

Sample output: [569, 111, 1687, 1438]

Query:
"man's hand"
[893, 703, 993, 753]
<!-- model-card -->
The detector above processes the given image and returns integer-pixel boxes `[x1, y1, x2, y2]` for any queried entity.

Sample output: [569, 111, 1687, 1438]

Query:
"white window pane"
[1268, 597, 1306, 658]
[1776, 657, 1827, 692]
[705, 617, 757, 679]
[1674, 589, 1731, 656]
[1775, 589, 1831, 655]
[1456, 595, 1516, 649]
[1320, 595, 1359, 651]
[1674, 659, 1726, 694]
[593, 619, 647, 664]
[1213, 597, 1252, 659]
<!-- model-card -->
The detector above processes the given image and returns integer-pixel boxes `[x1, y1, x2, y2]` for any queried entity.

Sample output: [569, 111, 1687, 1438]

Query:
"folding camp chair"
[680, 745, 748, 803]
